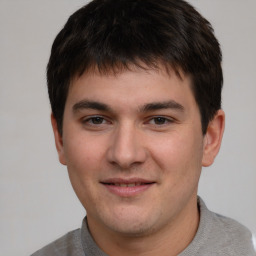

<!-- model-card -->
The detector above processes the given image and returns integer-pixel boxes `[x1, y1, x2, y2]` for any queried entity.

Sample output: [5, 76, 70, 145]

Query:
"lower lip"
[102, 183, 154, 197]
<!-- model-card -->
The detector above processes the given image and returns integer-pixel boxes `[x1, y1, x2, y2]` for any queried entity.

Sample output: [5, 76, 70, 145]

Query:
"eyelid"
[81, 115, 112, 125]
[146, 115, 175, 125]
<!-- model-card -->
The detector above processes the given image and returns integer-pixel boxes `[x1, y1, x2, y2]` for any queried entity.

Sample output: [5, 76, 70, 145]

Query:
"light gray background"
[0, 1, 255, 255]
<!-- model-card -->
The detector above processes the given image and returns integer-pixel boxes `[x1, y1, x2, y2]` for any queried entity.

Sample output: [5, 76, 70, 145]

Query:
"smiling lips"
[101, 179, 155, 197]
[110, 183, 145, 187]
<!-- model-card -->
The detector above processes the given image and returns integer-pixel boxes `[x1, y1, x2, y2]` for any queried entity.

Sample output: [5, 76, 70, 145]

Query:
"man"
[32, 0, 255, 255]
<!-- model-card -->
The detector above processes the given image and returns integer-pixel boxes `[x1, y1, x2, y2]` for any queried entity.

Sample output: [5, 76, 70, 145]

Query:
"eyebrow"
[73, 100, 111, 113]
[140, 100, 185, 112]
[72, 99, 184, 114]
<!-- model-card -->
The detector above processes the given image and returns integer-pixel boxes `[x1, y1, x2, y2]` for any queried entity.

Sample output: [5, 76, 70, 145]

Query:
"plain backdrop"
[0, 1, 255, 255]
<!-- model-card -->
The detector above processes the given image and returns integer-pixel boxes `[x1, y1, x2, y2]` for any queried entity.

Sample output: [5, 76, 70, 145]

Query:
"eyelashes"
[83, 116, 108, 125]
[81, 115, 175, 129]
[147, 116, 174, 125]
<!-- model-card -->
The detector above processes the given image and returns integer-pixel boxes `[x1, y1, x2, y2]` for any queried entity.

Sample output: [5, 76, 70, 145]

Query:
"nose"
[107, 123, 147, 169]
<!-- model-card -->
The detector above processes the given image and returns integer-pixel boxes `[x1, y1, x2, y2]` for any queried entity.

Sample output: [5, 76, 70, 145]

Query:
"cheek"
[63, 130, 105, 171]
[149, 130, 204, 176]
[64, 142, 103, 211]
[62, 133, 104, 197]
[150, 133, 186, 165]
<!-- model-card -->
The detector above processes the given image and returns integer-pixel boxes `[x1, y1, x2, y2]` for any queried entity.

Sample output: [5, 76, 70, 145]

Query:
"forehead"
[71, 64, 189, 92]
[72, 61, 186, 88]
[66, 67, 198, 115]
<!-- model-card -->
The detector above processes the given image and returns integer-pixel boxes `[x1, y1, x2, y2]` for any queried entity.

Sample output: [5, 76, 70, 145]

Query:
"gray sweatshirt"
[31, 197, 255, 256]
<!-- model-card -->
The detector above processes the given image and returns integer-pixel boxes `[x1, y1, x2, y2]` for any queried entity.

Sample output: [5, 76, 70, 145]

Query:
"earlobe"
[202, 110, 225, 167]
[51, 114, 67, 165]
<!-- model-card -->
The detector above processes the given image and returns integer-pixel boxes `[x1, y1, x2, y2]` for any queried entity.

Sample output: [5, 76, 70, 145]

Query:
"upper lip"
[100, 178, 155, 184]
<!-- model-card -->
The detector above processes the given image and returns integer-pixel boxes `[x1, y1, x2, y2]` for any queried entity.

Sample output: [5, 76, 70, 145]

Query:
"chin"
[110, 222, 155, 237]
[101, 210, 161, 237]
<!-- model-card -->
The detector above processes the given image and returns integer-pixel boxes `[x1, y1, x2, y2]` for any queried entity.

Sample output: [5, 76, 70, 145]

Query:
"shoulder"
[181, 198, 255, 256]
[31, 228, 84, 256]
[213, 212, 252, 239]
[210, 212, 255, 255]
[196, 198, 255, 255]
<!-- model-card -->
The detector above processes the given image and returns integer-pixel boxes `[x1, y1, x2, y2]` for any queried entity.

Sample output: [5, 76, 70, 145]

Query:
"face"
[52, 67, 222, 238]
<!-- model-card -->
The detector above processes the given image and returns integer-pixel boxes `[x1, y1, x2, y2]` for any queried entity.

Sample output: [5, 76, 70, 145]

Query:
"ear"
[202, 109, 225, 167]
[51, 114, 67, 165]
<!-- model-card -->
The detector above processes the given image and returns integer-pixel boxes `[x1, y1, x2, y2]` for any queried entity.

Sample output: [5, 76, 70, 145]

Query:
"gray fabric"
[179, 198, 255, 256]
[31, 198, 255, 256]
[30, 228, 85, 256]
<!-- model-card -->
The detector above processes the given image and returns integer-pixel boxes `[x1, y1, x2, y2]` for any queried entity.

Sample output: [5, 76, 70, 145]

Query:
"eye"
[89, 117, 105, 124]
[149, 117, 172, 125]
[82, 116, 109, 126]
[152, 117, 168, 125]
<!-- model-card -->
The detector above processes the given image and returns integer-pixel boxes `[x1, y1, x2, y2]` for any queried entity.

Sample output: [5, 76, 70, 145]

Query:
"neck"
[87, 197, 200, 256]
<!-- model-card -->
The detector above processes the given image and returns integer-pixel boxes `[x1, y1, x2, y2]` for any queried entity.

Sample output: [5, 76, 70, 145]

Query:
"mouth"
[103, 182, 154, 187]
[100, 179, 156, 197]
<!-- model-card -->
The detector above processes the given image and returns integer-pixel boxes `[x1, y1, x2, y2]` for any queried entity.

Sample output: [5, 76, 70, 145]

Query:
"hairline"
[58, 61, 210, 135]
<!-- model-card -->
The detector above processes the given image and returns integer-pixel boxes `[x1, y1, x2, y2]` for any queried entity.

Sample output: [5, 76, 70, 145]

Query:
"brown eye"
[147, 116, 174, 127]
[82, 116, 107, 125]
[90, 117, 104, 124]
[153, 117, 167, 125]
[151, 116, 170, 125]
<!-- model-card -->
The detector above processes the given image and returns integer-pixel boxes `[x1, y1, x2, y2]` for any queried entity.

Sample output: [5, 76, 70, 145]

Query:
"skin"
[52, 67, 225, 256]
